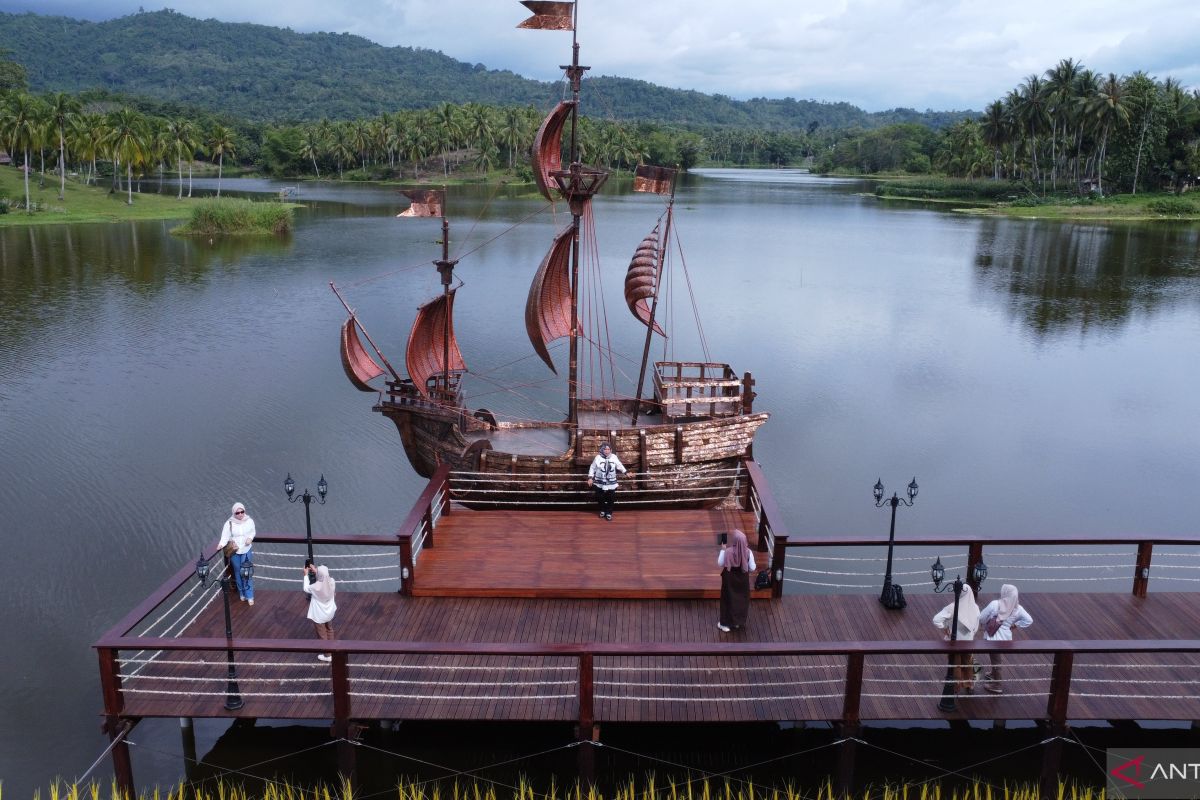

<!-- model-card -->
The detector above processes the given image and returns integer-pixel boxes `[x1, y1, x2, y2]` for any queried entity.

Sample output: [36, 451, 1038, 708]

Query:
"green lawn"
[0, 167, 200, 226]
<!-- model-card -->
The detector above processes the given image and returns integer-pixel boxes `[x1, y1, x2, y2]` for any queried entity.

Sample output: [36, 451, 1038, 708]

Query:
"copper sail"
[625, 227, 666, 336]
[531, 101, 573, 202]
[340, 316, 386, 392]
[405, 290, 467, 397]
[525, 225, 574, 373]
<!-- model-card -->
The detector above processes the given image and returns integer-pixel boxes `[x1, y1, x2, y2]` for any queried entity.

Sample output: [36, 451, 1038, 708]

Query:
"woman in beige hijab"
[932, 582, 980, 692]
[978, 584, 1033, 694]
[303, 564, 337, 662]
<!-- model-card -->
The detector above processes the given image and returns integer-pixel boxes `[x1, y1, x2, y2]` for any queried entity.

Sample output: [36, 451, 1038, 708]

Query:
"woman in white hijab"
[303, 564, 337, 662]
[932, 582, 980, 693]
[217, 502, 256, 605]
[977, 584, 1033, 694]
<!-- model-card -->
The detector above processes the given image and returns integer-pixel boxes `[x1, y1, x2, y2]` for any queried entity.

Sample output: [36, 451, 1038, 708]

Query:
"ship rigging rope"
[344, 201, 552, 290]
[669, 226, 712, 363]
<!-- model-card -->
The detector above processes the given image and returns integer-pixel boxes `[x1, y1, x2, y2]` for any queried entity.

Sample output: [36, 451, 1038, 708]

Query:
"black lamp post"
[874, 477, 918, 610]
[196, 553, 253, 711]
[285, 473, 327, 583]
[931, 556, 988, 712]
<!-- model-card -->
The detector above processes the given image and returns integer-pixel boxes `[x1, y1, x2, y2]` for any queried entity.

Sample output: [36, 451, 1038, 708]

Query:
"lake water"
[1, 170, 1198, 793]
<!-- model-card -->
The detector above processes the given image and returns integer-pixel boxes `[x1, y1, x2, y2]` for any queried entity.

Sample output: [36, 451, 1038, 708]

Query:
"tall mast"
[631, 189, 675, 425]
[435, 212, 457, 395]
[564, 7, 584, 425]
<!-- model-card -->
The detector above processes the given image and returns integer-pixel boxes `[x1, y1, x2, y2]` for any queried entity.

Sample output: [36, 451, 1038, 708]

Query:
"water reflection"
[972, 219, 1200, 338]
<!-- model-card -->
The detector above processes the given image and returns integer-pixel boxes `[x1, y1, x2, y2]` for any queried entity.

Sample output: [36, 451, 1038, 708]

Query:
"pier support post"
[834, 724, 860, 797]
[180, 717, 198, 780]
[107, 719, 136, 799]
[1040, 651, 1074, 799]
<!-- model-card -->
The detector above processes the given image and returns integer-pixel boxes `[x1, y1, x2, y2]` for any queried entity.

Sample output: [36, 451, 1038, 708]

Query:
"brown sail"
[405, 290, 466, 397]
[531, 101, 573, 202]
[625, 228, 665, 336]
[524, 225, 573, 373]
[340, 316, 386, 392]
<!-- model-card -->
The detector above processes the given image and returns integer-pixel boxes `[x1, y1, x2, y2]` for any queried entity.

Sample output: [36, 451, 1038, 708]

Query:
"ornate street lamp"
[874, 477, 918, 610]
[195, 553, 253, 711]
[931, 556, 966, 713]
[285, 473, 327, 583]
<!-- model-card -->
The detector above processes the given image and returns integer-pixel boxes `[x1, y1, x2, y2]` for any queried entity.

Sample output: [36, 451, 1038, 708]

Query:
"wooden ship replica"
[333, 4, 767, 508]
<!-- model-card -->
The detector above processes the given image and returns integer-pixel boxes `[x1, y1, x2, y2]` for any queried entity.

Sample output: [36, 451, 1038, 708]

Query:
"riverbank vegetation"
[0, 159, 197, 225]
[1, 37, 1197, 225]
[174, 198, 293, 236]
[20, 776, 1105, 800]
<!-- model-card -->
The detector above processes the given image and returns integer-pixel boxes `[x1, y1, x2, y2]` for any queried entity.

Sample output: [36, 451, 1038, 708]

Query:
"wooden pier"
[96, 460, 1200, 792]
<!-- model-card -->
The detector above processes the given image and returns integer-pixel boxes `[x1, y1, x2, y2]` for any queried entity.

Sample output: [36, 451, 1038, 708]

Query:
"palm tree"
[1125, 72, 1159, 195]
[349, 119, 371, 171]
[205, 124, 236, 198]
[298, 124, 324, 178]
[434, 102, 460, 177]
[47, 92, 81, 200]
[68, 111, 106, 186]
[979, 100, 1009, 180]
[1044, 58, 1081, 190]
[465, 104, 495, 164]
[1016, 75, 1051, 190]
[167, 118, 198, 199]
[0, 92, 41, 212]
[329, 123, 354, 180]
[106, 107, 146, 205]
[1087, 73, 1131, 194]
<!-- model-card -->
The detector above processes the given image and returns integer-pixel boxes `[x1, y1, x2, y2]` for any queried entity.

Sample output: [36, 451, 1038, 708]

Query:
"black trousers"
[594, 486, 616, 515]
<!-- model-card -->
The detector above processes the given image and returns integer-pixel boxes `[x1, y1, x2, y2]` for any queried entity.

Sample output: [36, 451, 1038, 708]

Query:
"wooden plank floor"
[413, 507, 766, 598]
[115, 590, 1200, 724]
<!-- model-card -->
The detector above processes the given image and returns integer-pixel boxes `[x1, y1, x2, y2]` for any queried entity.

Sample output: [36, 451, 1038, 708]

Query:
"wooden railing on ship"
[775, 533, 1197, 597]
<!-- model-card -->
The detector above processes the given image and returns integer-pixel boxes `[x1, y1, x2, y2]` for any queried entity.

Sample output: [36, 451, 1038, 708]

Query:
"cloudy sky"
[3, 0, 1199, 111]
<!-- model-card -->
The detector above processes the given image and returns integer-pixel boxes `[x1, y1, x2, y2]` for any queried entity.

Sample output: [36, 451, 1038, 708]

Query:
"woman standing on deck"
[932, 583, 980, 692]
[978, 584, 1033, 694]
[217, 502, 256, 605]
[718, 529, 756, 632]
[303, 564, 337, 662]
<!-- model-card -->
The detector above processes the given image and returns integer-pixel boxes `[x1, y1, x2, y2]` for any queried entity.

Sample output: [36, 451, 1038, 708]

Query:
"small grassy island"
[872, 178, 1200, 221]
[172, 197, 294, 236]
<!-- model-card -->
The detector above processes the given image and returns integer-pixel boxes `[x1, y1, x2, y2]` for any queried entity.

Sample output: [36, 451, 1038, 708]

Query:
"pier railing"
[96, 634, 1200, 736]
[778, 533, 1200, 597]
[741, 459, 790, 598]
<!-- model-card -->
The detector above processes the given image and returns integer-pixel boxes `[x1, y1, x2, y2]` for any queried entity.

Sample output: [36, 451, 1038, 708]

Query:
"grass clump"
[875, 179, 1020, 202]
[175, 198, 293, 236]
[1145, 196, 1198, 216]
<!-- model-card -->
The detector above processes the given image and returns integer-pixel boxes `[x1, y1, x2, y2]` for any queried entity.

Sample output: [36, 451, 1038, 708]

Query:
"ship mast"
[435, 213, 457, 396]
[552, 3, 607, 425]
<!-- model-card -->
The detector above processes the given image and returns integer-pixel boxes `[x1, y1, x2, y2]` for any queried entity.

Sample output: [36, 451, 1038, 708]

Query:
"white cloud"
[3, 0, 1198, 110]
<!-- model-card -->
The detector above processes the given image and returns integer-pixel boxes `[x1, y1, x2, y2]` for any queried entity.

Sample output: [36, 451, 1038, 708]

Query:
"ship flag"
[516, 1, 574, 30]
[398, 189, 445, 218]
[633, 165, 676, 195]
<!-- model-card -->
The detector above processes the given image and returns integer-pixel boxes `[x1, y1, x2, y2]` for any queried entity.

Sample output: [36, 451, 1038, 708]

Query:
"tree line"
[821, 59, 1200, 195]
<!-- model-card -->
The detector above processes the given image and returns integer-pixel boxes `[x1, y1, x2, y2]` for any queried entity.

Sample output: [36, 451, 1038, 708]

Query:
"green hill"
[0, 9, 975, 130]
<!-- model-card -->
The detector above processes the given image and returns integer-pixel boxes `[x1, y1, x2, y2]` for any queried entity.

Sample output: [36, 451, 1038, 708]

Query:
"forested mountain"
[0, 9, 973, 130]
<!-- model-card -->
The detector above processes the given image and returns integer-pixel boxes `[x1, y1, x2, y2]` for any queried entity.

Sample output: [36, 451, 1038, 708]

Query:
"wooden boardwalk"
[411, 507, 765, 598]
[109, 589, 1200, 724]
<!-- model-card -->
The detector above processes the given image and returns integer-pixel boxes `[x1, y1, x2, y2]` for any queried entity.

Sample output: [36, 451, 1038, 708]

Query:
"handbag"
[754, 569, 772, 590]
[986, 609, 1013, 637]
[222, 521, 238, 558]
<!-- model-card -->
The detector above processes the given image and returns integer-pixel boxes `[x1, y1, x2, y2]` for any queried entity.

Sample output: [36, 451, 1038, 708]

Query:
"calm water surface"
[1, 171, 1198, 792]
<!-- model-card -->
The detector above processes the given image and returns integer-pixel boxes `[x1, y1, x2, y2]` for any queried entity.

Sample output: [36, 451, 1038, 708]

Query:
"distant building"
[0, 151, 12, 166]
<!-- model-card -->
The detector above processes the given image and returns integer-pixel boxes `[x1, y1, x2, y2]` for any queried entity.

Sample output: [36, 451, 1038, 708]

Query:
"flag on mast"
[633, 165, 676, 195]
[516, 1, 574, 30]
[398, 189, 445, 218]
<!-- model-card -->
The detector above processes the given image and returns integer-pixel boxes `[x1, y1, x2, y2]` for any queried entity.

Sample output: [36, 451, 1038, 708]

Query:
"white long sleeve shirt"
[217, 517, 256, 555]
[588, 453, 626, 490]
[978, 600, 1033, 642]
